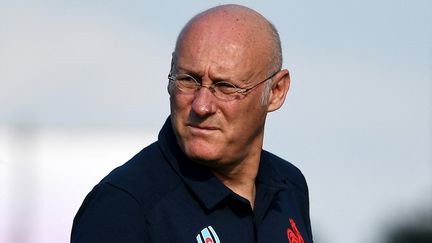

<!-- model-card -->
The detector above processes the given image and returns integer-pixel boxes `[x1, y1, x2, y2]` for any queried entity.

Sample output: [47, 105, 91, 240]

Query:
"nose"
[191, 86, 217, 117]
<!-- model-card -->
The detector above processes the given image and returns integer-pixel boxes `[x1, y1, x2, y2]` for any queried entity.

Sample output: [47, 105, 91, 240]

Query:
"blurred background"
[1, 0, 431, 242]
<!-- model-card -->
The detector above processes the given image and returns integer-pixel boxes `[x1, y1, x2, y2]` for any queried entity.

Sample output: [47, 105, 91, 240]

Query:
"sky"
[1, 0, 431, 243]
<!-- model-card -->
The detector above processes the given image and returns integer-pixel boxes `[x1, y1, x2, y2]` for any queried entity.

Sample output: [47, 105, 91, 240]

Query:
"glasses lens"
[213, 82, 241, 100]
[174, 74, 198, 94]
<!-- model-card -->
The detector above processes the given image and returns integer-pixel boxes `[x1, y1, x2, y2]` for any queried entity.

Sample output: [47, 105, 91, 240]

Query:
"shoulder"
[72, 142, 181, 242]
[98, 141, 182, 212]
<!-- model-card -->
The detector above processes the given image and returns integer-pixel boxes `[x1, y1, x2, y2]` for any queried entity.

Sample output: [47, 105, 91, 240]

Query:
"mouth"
[187, 124, 220, 132]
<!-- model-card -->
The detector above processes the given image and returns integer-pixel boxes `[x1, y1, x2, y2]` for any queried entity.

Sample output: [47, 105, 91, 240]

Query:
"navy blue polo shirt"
[71, 118, 313, 243]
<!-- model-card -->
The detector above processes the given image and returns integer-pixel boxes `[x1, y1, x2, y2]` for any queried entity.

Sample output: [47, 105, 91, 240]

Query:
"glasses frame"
[168, 71, 279, 101]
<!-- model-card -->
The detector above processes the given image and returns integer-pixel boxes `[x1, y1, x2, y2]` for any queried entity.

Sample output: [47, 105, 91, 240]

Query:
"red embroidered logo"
[286, 218, 304, 243]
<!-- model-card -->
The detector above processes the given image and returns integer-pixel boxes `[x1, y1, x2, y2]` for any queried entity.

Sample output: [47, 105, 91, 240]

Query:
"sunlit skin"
[169, 5, 290, 206]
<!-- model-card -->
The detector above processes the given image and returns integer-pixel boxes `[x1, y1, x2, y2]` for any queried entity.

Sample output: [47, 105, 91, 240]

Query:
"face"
[169, 22, 272, 168]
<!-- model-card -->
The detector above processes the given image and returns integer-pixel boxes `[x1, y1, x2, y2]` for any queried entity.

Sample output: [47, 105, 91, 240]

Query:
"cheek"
[170, 95, 190, 116]
[170, 95, 195, 140]
[229, 100, 267, 136]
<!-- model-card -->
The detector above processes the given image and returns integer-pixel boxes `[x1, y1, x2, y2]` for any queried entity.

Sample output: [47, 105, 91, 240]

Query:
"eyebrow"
[174, 67, 202, 78]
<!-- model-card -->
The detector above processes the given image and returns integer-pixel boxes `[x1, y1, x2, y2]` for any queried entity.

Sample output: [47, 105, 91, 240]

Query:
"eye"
[215, 81, 238, 94]
[175, 74, 199, 88]
[176, 74, 197, 82]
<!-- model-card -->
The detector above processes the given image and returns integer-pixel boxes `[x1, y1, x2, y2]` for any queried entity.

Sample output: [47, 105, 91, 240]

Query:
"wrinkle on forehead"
[176, 41, 257, 84]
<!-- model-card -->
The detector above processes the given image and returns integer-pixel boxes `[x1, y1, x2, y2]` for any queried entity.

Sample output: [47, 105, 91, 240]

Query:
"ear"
[267, 69, 290, 112]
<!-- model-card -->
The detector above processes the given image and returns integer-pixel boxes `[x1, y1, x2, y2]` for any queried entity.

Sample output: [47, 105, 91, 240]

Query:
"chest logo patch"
[196, 226, 220, 243]
[286, 218, 304, 243]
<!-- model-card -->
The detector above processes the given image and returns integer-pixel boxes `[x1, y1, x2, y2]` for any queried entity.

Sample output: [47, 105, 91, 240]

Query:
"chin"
[182, 141, 222, 165]
[185, 147, 220, 161]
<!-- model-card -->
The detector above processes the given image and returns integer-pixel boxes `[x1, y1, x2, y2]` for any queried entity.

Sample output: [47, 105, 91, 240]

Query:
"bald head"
[173, 4, 282, 76]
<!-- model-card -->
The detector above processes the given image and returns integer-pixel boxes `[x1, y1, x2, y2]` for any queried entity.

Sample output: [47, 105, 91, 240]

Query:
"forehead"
[176, 42, 253, 78]
[174, 15, 271, 79]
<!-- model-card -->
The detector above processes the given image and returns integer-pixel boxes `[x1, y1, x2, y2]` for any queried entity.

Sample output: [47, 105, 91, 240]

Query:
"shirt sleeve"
[71, 182, 150, 243]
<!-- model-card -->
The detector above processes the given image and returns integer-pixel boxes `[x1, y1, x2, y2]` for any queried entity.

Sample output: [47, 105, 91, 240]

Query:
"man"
[72, 4, 313, 243]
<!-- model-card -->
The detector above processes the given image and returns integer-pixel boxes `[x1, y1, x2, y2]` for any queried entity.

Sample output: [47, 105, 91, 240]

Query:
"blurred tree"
[385, 227, 432, 243]
[384, 208, 432, 243]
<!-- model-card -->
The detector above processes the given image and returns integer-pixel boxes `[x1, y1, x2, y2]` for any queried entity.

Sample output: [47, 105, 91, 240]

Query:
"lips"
[187, 123, 220, 133]
[190, 124, 218, 130]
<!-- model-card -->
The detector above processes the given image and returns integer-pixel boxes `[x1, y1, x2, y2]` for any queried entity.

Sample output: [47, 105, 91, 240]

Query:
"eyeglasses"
[168, 72, 278, 101]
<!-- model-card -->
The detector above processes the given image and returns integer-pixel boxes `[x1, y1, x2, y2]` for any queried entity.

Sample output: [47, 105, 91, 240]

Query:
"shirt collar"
[256, 151, 291, 190]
